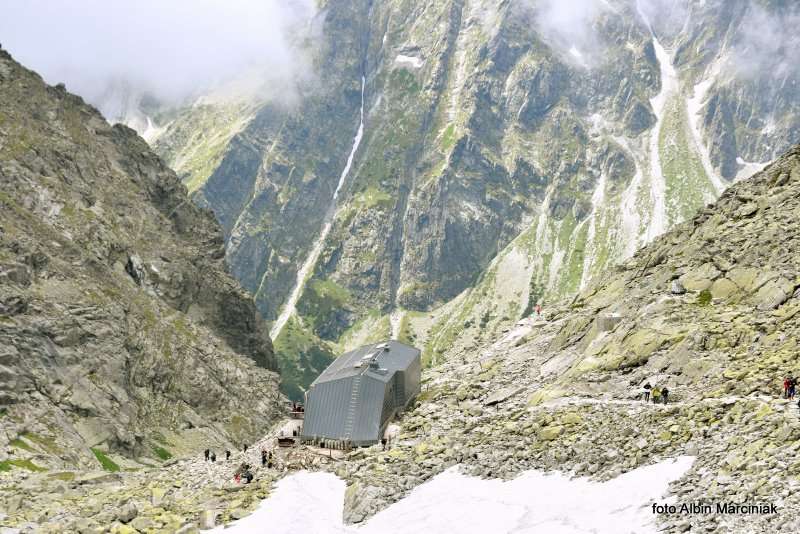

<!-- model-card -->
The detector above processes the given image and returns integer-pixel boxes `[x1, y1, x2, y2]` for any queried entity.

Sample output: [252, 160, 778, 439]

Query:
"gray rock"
[116, 501, 138, 524]
[670, 279, 686, 295]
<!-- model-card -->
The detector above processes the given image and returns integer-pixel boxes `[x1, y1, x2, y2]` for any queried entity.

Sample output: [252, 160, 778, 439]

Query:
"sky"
[0, 0, 316, 117]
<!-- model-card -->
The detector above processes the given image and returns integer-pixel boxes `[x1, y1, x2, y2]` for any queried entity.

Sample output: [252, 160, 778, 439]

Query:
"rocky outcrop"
[0, 49, 283, 476]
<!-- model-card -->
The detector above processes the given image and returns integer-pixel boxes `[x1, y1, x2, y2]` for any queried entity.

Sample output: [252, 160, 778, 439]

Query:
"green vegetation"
[0, 459, 46, 472]
[91, 448, 120, 472]
[352, 186, 393, 211]
[9, 438, 35, 452]
[21, 432, 62, 454]
[273, 316, 337, 401]
[698, 289, 713, 306]
[389, 68, 420, 94]
[296, 278, 352, 333]
[658, 95, 715, 225]
[440, 124, 457, 152]
[153, 446, 173, 461]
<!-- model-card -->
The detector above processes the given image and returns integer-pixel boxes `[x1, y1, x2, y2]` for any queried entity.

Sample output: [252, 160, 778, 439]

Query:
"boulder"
[116, 501, 138, 524]
[753, 277, 793, 310]
[199, 510, 217, 530]
[537, 425, 564, 441]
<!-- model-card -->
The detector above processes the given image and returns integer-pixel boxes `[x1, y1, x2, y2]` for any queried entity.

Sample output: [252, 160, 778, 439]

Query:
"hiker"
[243, 443, 248, 453]
[261, 449, 268, 466]
[784, 377, 791, 399]
[204, 449, 210, 461]
[381, 438, 387, 451]
[641, 382, 652, 402]
[210, 451, 216, 462]
[651, 386, 662, 404]
[790, 378, 797, 400]
[661, 387, 669, 405]
[225, 450, 230, 461]
[243, 469, 254, 484]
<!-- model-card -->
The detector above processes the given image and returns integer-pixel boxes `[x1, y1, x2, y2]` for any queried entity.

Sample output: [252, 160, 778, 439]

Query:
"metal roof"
[310, 340, 420, 385]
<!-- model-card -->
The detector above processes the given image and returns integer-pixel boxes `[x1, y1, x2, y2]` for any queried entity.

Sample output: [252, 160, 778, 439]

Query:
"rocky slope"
[317, 141, 800, 532]
[0, 48, 283, 479]
[139, 0, 800, 398]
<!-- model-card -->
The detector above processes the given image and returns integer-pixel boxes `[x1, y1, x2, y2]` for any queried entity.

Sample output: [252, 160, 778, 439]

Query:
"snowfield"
[213, 456, 695, 534]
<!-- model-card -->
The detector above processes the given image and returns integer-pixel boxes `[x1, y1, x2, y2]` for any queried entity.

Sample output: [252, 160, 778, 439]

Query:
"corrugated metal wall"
[351, 377, 387, 445]
[403, 353, 421, 407]
[302, 376, 354, 441]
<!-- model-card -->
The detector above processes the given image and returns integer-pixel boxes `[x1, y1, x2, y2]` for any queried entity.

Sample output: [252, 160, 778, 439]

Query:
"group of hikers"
[202, 443, 276, 485]
[640, 382, 670, 404]
[203, 445, 243, 463]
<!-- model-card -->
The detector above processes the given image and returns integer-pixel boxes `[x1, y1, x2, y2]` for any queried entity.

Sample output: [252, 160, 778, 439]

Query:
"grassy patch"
[21, 432, 62, 454]
[152, 446, 173, 461]
[0, 459, 46, 472]
[698, 289, 712, 306]
[389, 68, 420, 94]
[273, 316, 337, 402]
[91, 448, 120, 472]
[9, 438, 35, 452]
[352, 186, 393, 211]
[440, 124, 456, 152]
[658, 95, 716, 225]
[296, 278, 352, 334]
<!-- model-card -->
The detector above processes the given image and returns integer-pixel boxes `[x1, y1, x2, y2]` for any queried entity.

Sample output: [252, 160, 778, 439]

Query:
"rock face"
[141, 0, 800, 398]
[0, 49, 283, 473]
[323, 143, 800, 532]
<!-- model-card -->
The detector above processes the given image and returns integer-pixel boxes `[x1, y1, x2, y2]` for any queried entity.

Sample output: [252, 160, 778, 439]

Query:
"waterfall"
[270, 77, 366, 340]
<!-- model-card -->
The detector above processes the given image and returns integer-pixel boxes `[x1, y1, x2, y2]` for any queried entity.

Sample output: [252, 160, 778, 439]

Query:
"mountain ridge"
[0, 47, 283, 475]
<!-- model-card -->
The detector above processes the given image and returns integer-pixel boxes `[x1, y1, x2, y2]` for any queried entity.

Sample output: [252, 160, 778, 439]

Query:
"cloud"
[0, 0, 317, 119]
[728, 2, 800, 81]
[529, 0, 610, 68]
[636, 0, 688, 37]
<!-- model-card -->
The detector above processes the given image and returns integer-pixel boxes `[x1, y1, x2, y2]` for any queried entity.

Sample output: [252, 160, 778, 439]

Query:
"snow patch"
[394, 54, 424, 69]
[214, 457, 695, 534]
[615, 134, 644, 258]
[579, 171, 607, 290]
[687, 63, 727, 196]
[643, 34, 675, 241]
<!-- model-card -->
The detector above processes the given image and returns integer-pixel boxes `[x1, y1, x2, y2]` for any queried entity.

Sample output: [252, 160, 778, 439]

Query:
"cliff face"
[0, 49, 282, 472]
[148, 0, 800, 397]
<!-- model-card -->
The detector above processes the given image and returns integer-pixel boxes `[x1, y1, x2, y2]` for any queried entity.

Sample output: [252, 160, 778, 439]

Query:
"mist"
[530, 0, 609, 67]
[0, 0, 317, 120]
[729, 1, 800, 81]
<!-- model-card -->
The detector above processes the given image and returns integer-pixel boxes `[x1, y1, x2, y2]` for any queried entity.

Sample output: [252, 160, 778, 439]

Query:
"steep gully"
[270, 77, 367, 340]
